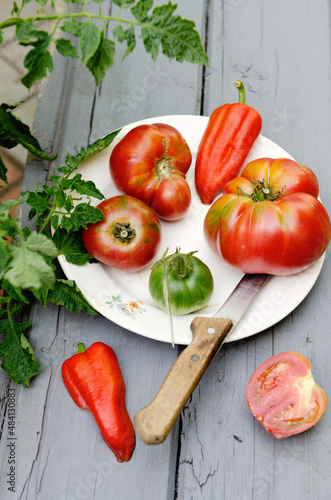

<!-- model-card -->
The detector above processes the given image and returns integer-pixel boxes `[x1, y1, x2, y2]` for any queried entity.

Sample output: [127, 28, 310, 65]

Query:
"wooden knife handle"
[134, 316, 232, 445]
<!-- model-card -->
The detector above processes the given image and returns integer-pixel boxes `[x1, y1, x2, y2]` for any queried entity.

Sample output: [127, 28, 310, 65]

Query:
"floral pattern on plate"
[106, 294, 146, 319]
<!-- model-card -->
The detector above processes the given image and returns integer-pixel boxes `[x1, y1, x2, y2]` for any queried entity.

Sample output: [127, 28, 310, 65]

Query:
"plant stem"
[0, 13, 132, 30]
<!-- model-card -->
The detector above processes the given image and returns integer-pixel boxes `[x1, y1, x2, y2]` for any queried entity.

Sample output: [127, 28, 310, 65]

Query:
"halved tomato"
[246, 351, 327, 439]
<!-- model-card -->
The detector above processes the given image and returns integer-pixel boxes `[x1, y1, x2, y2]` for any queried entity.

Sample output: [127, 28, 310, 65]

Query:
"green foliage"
[0, 0, 208, 89]
[0, 0, 208, 386]
[0, 130, 120, 385]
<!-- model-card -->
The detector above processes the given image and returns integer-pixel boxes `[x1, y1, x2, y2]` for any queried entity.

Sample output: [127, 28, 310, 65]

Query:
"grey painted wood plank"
[2, 1, 331, 499]
[0, 1, 207, 499]
[176, 1, 331, 499]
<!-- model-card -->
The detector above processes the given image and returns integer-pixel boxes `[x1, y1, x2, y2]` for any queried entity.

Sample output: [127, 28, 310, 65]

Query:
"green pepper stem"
[77, 343, 86, 353]
[235, 80, 245, 104]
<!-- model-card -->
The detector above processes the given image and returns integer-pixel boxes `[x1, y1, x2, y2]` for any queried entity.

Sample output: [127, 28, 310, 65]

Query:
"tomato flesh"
[246, 351, 327, 439]
[82, 195, 161, 272]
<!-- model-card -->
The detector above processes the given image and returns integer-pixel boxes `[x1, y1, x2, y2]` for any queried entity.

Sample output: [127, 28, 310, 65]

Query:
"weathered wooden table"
[1, 1, 331, 499]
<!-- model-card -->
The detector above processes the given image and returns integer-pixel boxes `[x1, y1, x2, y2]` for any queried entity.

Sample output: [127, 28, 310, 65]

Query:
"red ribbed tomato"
[204, 158, 331, 275]
[109, 123, 192, 221]
[246, 352, 327, 439]
[82, 195, 161, 272]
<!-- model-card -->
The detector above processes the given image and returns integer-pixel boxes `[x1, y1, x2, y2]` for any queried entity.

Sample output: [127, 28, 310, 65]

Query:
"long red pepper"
[195, 81, 262, 204]
[62, 342, 136, 462]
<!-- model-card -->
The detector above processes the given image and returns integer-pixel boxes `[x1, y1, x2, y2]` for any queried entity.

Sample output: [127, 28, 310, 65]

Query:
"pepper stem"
[235, 80, 245, 104]
[77, 343, 86, 353]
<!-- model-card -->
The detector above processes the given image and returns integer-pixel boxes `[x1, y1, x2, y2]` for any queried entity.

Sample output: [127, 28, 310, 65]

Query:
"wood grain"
[1, 1, 331, 499]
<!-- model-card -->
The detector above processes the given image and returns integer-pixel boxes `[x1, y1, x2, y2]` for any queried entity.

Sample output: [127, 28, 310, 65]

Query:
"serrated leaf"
[0, 103, 57, 159]
[131, 0, 153, 21]
[64, 128, 121, 173]
[1, 278, 29, 304]
[60, 19, 79, 36]
[133, 1, 209, 65]
[55, 188, 66, 209]
[55, 38, 78, 58]
[52, 227, 92, 265]
[60, 173, 104, 199]
[60, 203, 104, 231]
[113, 25, 125, 43]
[0, 217, 19, 240]
[16, 20, 48, 45]
[0, 320, 40, 387]
[0, 195, 27, 217]
[113, 0, 135, 7]
[50, 214, 59, 230]
[21, 39, 54, 89]
[35, 0, 48, 6]
[0, 155, 8, 184]
[77, 21, 101, 63]
[11, 2, 19, 15]
[4, 244, 55, 290]
[122, 24, 136, 58]
[46, 279, 97, 315]
[0, 231, 11, 276]
[25, 231, 58, 257]
[24, 191, 49, 213]
[86, 33, 115, 87]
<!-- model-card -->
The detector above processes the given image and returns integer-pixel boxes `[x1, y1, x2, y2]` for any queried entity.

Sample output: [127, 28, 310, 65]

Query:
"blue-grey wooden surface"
[1, 1, 331, 499]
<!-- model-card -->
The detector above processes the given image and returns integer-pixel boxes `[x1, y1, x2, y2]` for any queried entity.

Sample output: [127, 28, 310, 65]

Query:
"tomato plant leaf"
[0, 320, 40, 387]
[86, 33, 115, 87]
[113, 24, 136, 59]
[0, 103, 57, 160]
[60, 203, 104, 232]
[25, 231, 58, 257]
[0, 279, 29, 304]
[113, 0, 136, 7]
[131, 0, 153, 21]
[132, 1, 209, 65]
[0, 231, 11, 276]
[61, 19, 79, 36]
[4, 244, 56, 290]
[55, 38, 79, 59]
[16, 20, 48, 45]
[0, 155, 8, 184]
[0, 196, 27, 217]
[77, 21, 101, 64]
[63, 128, 121, 173]
[60, 173, 104, 200]
[21, 38, 54, 89]
[46, 279, 97, 314]
[52, 227, 92, 265]
[24, 191, 50, 213]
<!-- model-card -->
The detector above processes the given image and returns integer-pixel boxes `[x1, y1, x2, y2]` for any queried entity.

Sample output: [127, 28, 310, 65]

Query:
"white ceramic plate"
[57, 115, 325, 345]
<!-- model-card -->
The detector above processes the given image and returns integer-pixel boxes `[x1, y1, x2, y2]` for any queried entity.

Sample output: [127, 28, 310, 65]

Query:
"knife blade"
[134, 273, 269, 445]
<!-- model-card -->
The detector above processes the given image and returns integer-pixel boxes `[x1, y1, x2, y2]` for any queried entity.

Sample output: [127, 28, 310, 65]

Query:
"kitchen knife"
[134, 273, 269, 445]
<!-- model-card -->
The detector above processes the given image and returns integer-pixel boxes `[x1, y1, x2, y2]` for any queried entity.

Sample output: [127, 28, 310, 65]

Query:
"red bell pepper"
[62, 342, 136, 462]
[195, 81, 262, 204]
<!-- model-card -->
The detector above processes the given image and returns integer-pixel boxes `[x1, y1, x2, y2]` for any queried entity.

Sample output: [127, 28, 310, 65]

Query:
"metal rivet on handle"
[207, 327, 216, 334]
[191, 354, 200, 362]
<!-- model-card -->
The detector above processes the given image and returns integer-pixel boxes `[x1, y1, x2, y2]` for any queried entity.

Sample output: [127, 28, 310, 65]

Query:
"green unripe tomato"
[148, 248, 214, 315]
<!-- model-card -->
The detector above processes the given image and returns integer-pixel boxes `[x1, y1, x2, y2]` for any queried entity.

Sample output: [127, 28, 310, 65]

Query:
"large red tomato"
[204, 158, 331, 275]
[109, 123, 192, 221]
[82, 195, 161, 272]
[246, 351, 327, 439]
